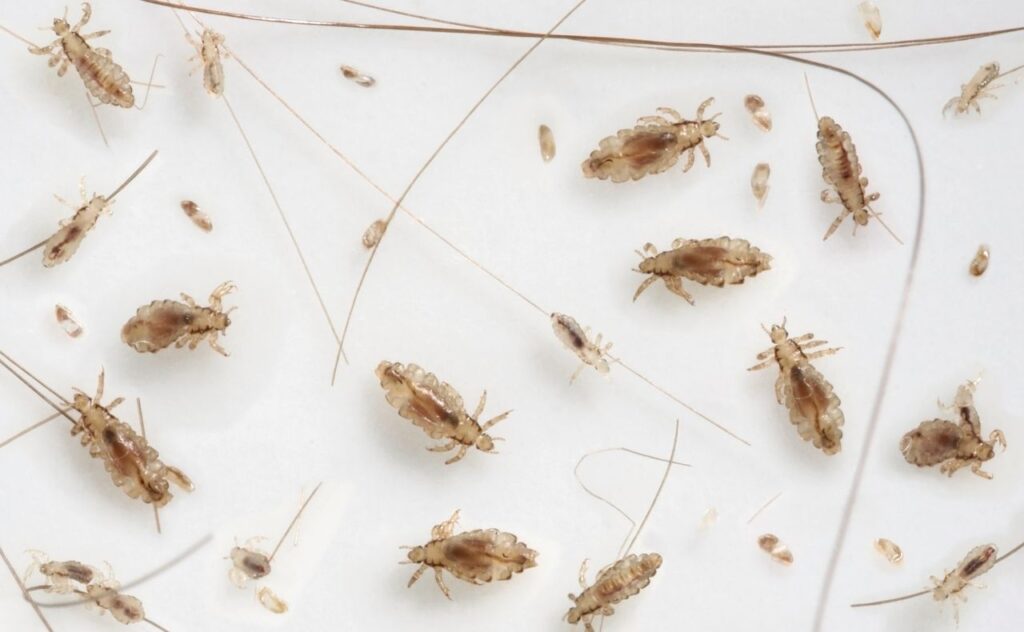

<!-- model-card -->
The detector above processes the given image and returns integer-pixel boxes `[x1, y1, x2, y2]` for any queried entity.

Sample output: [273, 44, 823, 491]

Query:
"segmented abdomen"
[438, 529, 538, 583]
[81, 413, 175, 506]
[375, 362, 468, 439]
[582, 126, 691, 182]
[121, 301, 194, 352]
[816, 118, 865, 208]
[900, 420, 962, 466]
[784, 364, 844, 454]
[660, 237, 772, 285]
[572, 553, 662, 620]
[65, 37, 134, 108]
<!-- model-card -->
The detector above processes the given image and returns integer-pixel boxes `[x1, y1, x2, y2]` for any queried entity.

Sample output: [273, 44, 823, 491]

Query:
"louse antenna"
[268, 482, 323, 563]
[138, 0, 1024, 56]
[760, 322, 771, 335]
[804, 73, 821, 121]
[0, 546, 54, 631]
[867, 208, 905, 245]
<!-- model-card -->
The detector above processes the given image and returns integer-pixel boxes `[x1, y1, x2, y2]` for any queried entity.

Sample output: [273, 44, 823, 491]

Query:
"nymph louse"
[550, 313, 612, 383]
[71, 370, 194, 507]
[743, 95, 772, 132]
[256, 586, 288, 614]
[180, 200, 213, 232]
[858, 2, 882, 41]
[55, 304, 84, 338]
[748, 320, 844, 455]
[185, 28, 227, 97]
[538, 124, 556, 162]
[633, 237, 772, 304]
[969, 244, 990, 276]
[228, 539, 272, 588]
[943, 62, 1001, 117]
[85, 580, 148, 625]
[121, 281, 236, 356]
[23, 552, 97, 594]
[900, 378, 1006, 479]
[402, 510, 538, 599]
[751, 162, 771, 209]
[29, 3, 134, 108]
[931, 544, 998, 623]
[375, 361, 510, 464]
[566, 553, 662, 631]
[582, 97, 726, 182]
[42, 178, 114, 268]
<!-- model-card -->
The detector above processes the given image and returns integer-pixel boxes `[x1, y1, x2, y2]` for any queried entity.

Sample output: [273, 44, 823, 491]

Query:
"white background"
[1, 1, 1023, 630]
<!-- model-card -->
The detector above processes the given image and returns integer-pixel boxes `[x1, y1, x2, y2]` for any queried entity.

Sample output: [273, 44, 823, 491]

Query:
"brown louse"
[403, 510, 538, 599]
[566, 553, 662, 632]
[806, 79, 900, 242]
[185, 28, 227, 97]
[633, 236, 772, 304]
[70, 370, 194, 507]
[748, 320, 844, 455]
[121, 281, 236, 356]
[29, 3, 134, 108]
[900, 378, 1006, 479]
[582, 98, 726, 182]
[180, 200, 213, 232]
[375, 361, 510, 464]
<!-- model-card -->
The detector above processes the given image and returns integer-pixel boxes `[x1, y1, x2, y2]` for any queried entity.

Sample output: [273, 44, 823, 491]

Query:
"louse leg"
[636, 115, 669, 127]
[569, 363, 587, 384]
[698, 141, 711, 167]
[432, 510, 460, 540]
[94, 369, 105, 402]
[188, 335, 202, 350]
[670, 237, 688, 249]
[823, 209, 851, 241]
[820, 189, 840, 204]
[471, 390, 487, 420]
[207, 334, 230, 357]
[164, 465, 194, 491]
[444, 445, 470, 465]
[73, 2, 92, 31]
[774, 374, 786, 405]
[969, 462, 994, 479]
[990, 430, 1007, 450]
[940, 458, 970, 477]
[480, 409, 511, 432]
[747, 358, 776, 371]
[406, 563, 427, 588]
[433, 568, 452, 600]
[209, 281, 237, 310]
[82, 30, 110, 42]
[179, 293, 198, 309]
[662, 277, 694, 304]
[695, 97, 714, 121]
[577, 559, 589, 590]
[657, 107, 683, 122]
[56, 59, 69, 78]
[804, 347, 842, 360]
[681, 147, 696, 173]
[426, 440, 457, 452]
[107, 397, 124, 410]
[632, 276, 658, 302]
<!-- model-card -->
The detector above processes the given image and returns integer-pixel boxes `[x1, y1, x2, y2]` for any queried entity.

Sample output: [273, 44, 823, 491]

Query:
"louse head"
[72, 390, 92, 412]
[853, 208, 871, 226]
[699, 117, 721, 139]
[765, 319, 788, 344]
[565, 605, 584, 624]
[475, 434, 496, 453]
[406, 546, 427, 564]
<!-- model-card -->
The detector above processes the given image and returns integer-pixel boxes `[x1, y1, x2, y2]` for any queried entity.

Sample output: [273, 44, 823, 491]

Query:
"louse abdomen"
[69, 42, 135, 108]
[121, 301, 195, 352]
